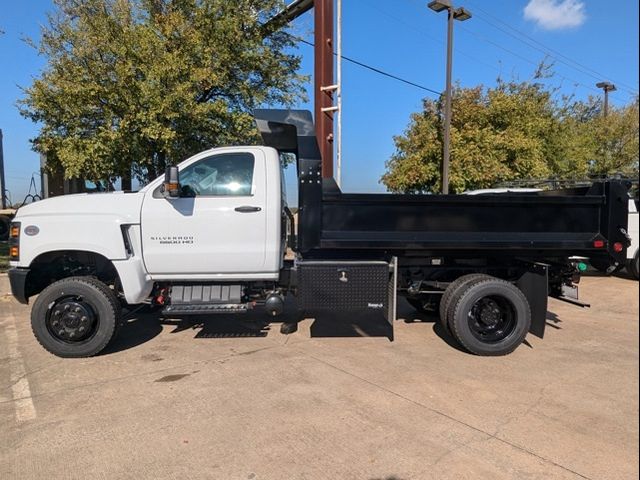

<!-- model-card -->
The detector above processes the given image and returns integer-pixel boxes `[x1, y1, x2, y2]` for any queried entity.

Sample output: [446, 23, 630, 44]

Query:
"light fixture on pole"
[428, 0, 472, 194]
[595, 81, 616, 117]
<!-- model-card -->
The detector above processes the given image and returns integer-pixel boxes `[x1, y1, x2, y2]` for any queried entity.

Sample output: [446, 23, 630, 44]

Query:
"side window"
[179, 153, 255, 197]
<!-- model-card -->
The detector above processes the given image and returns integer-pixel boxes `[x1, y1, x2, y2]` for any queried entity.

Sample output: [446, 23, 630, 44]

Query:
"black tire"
[448, 278, 531, 356]
[628, 250, 639, 280]
[31, 276, 122, 358]
[407, 294, 440, 314]
[439, 273, 492, 331]
[0, 216, 9, 241]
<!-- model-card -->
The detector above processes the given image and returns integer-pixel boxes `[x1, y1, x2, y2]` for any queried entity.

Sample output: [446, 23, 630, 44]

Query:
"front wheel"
[31, 276, 122, 358]
[448, 278, 531, 356]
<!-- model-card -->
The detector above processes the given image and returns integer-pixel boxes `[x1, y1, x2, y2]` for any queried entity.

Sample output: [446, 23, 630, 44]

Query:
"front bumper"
[8, 268, 30, 304]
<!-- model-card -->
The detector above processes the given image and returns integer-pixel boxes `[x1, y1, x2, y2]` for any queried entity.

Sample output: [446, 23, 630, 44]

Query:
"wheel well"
[26, 250, 120, 299]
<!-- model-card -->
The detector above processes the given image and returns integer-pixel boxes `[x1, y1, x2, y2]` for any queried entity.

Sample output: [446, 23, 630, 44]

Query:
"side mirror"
[163, 166, 180, 198]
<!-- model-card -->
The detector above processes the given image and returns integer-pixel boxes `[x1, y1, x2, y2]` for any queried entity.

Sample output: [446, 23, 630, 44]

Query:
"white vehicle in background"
[462, 188, 542, 195]
[625, 199, 639, 279]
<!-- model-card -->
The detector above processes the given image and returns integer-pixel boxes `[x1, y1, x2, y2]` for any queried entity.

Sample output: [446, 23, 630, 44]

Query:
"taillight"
[593, 240, 605, 248]
[613, 242, 624, 253]
[9, 222, 20, 261]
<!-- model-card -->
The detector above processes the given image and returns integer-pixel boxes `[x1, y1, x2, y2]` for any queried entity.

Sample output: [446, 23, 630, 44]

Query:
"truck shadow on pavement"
[398, 300, 539, 352]
[166, 316, 271, 338]
[396, 300, 468, 353]
[307, 313, 394, 340]
[100, 299, 553, 355]
[546, 310, 563, 330]
[100, 308, 164, 355]
[103, 299, 401, 354]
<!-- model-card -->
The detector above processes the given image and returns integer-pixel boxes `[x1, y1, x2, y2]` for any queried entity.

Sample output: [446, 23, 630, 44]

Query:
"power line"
[294, 36, 441, 96]
[401, 0, 634, 102]
[456, 24, 631, 101]
[457, 24, 602, 94]
[464, 0, 639, 95]
[366, 1, 505, 77]
[283, 4, 634, 105]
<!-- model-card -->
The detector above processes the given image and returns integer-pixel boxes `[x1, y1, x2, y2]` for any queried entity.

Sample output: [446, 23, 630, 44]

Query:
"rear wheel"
[31, 276, 122, 358]
[448, 278, 531, 356]
[439, 274, 492, 331]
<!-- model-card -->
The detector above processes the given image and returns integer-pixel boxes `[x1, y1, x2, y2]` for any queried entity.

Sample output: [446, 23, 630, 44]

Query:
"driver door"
[141, 149, 268, 277]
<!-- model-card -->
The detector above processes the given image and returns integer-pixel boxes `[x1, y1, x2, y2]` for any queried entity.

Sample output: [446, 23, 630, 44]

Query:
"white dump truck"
[7, 110, 631, 358]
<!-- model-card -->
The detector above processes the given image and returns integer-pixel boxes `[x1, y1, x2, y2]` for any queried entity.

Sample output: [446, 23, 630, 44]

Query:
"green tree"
[585, 98, 639, 177]
[382, 77, 639, 194]
[19, 0, 306, 185]
[553, 96, 639, 179]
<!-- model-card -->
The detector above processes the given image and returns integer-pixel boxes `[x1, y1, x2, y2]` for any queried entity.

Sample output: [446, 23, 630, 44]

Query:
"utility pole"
[315, 0, 336, 179]
[268, 0, 337, 180]
[0, 129, 6, 209]
[596, 81, 616, 117]
[428, 0, 471, 194]
[336, 0, 343, 188]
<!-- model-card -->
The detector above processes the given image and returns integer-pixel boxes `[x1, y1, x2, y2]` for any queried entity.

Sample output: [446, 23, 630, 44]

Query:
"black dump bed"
[254, 109, 630, 264]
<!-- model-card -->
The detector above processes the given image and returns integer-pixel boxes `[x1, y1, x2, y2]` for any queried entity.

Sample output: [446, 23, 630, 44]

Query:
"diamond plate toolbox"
[297, 261, 390, 312]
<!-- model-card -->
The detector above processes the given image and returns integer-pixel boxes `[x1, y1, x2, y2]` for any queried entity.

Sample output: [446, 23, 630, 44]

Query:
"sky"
[0, 0, 638, 204]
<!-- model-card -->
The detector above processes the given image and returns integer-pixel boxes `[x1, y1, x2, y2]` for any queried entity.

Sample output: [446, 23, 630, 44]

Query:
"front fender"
[112, 257, 154, 304]
[14, 215, 129, 267]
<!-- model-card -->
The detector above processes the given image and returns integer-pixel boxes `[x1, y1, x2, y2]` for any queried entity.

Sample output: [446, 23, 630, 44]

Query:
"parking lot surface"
[1, 274, 638, 480]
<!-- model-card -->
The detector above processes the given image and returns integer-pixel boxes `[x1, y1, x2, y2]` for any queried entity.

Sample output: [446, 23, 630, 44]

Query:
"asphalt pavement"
[0, 274, 638, 480]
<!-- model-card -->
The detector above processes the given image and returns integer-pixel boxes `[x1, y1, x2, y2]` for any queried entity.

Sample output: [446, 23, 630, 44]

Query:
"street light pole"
[428, 0, 471, 194]
[442, 8, 454, 195]
[596, 81, 617, 117]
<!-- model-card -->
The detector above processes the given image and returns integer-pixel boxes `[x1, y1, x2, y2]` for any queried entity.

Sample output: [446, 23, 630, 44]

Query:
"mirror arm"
[163, 166, 181, 198]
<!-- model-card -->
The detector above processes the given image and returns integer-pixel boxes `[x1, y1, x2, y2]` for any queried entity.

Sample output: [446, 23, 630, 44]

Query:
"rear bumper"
[8, 268, 29, 304]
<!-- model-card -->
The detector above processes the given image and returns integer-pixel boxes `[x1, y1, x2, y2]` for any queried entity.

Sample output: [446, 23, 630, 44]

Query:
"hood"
[15, 191, 145, 224]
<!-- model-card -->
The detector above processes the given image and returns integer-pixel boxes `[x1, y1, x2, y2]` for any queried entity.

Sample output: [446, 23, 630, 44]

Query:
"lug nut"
[58, 330, 65, 336]
[81, 316, 87, 323]
[69, 332, 75, 338]
[79, 326, 85, 333]
[64, 305, 70, 312]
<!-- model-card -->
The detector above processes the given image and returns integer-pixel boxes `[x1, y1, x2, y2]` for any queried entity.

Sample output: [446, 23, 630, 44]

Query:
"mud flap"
[516, 264, 548, 339]
[385, 257, 398, 328]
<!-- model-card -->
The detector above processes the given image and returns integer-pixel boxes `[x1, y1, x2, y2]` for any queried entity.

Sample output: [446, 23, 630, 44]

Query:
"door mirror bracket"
[163, 166, 181, 199]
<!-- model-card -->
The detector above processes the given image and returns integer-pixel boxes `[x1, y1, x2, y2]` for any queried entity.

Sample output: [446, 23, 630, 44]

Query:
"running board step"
[169, 284, 242, 304]
[162, 303, 249, 315]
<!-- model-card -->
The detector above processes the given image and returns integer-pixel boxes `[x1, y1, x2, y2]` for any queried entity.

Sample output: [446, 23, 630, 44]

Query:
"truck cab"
[139, 146, 285, 280]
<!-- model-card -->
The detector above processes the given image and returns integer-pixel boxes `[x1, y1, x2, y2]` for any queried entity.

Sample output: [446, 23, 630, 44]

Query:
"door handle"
[234, 206, 262, 213]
